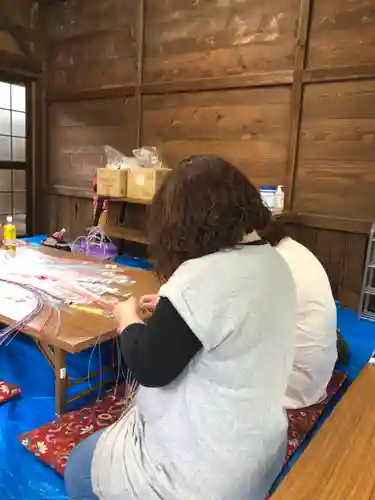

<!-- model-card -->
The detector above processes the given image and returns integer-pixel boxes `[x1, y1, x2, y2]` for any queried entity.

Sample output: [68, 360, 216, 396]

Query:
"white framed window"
[0, 81, 28, 235]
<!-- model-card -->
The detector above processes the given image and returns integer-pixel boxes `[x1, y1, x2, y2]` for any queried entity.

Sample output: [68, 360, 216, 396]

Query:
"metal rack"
[358, 222, 375, 321]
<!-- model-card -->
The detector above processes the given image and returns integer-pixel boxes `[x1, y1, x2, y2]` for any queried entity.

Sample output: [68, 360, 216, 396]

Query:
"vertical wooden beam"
[135, 0, 146, 148]
[40, 60, 48, 199]
[30, 73, 48, 234]
[284, 0, 313, 209]
[27, 81, 35, 235]
[34, 4, 48, 234]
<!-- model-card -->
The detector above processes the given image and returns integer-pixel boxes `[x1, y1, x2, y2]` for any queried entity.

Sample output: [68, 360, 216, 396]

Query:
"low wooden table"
[273, 365, 375, 500]
[0, 246, 160, 415]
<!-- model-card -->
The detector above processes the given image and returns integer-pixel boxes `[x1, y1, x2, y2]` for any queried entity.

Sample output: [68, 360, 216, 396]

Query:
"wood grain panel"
[43, 194, 93, 239]
[289, 223, 367, 310]
[3, 0, 33, 28]
[293, 80, 375, 220]
[142, 87, 291, 186]
[39, 0, 374, 311]
[340, 232, 367, 310]
[45, 0, 135, 40]
[48, 30, 134, 71]
[308, 0, 375, 69]
[46, 0, 137, 92]
[48, 97, 137, 188]
[144, 0, 299, 83]
[0, 30, 21, 54]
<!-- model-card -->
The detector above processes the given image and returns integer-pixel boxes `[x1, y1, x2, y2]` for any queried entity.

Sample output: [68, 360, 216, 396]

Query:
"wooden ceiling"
[0, 0, 41, 76]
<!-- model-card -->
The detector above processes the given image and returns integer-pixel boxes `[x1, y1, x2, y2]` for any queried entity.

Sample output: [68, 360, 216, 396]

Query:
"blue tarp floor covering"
[0, 236, 374, 499]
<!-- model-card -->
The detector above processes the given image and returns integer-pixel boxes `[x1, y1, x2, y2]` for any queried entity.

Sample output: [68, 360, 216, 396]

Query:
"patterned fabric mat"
[286, 370, 347, 458]
[19, 385, 126, 474]
[19, 372, 347, 478]
[0, 380, 21, 405]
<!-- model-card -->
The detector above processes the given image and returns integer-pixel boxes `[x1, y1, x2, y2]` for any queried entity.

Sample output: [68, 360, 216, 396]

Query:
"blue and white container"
[259, 186, 276, 210]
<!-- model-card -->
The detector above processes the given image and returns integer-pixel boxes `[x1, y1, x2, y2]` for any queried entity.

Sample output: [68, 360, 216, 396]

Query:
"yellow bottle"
[3, 215, 16, 250]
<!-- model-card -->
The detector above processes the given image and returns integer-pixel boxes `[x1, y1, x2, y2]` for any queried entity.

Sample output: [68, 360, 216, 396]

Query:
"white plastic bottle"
[260, 186, 276, 211]
[275, 185, 284, 213]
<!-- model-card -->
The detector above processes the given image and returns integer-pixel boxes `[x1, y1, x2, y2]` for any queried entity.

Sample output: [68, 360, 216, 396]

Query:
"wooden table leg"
[54, 347, 67, 416]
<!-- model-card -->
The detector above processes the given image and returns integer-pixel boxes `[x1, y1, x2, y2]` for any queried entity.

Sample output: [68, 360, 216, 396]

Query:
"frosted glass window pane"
[12, 111, 26, 137]
[13, 191, 26, 213]
[0, 109, 10, 135]
[12, 137, 26, 161]
[0, 170, 11, 191]
[0, 193, 11, 215]
[0, 136, 11, 160]
[0, 83, 10, 109]
[13, 170, 26, 191]
[11, 84, 26, 112]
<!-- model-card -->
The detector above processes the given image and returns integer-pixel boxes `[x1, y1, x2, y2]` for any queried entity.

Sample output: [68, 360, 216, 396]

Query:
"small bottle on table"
[3, 215, 16, 251]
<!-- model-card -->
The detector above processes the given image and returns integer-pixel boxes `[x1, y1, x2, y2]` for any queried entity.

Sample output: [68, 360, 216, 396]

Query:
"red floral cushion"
[286, 370, 347, 459]
[19, 371, 347, 477]
[0, 380, 21, 404]
[19, 385, 127, 474]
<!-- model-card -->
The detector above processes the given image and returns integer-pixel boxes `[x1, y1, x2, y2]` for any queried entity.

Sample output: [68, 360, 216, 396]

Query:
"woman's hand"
[113, 296, 143, 333]
[139, 294, 159, 313]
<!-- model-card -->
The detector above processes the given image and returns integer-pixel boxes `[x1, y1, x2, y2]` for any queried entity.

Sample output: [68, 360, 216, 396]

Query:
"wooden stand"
[103, 198, 150, 251]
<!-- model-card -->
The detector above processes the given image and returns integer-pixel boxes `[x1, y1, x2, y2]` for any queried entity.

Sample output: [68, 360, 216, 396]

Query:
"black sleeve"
[120, 297, 202, 388]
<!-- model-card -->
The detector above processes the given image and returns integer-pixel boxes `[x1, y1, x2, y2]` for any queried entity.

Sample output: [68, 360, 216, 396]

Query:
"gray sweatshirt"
[92, 244, 296, 500]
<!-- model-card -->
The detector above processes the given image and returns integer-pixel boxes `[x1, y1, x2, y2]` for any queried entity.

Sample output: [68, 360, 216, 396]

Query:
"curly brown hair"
[148, 155, 271, 280]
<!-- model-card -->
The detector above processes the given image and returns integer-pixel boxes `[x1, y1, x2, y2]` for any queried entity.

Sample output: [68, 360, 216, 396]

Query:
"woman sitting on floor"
[65, 155, 297, 500]
[261, 219, 339, 410]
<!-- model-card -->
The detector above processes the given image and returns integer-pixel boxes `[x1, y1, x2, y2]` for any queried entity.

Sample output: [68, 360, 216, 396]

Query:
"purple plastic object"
[78, 239, 118, 260]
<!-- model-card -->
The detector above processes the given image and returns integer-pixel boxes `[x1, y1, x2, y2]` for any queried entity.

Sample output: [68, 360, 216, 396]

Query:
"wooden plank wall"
[41, 0, 375, 310]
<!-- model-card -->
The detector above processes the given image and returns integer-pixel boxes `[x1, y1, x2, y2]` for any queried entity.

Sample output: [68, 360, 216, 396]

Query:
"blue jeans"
[65, 430, 104, 500]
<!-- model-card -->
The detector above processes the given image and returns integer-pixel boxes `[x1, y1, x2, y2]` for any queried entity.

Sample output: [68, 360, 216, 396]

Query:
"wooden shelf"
[46, 186, 152, 206]
[106, 196, 151, 205]
[105, 225, 149, 245]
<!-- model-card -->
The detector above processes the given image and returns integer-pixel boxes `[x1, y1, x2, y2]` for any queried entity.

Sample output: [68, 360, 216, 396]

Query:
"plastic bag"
[103, 146, 140, 169]
[133, 146, 164, 168]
